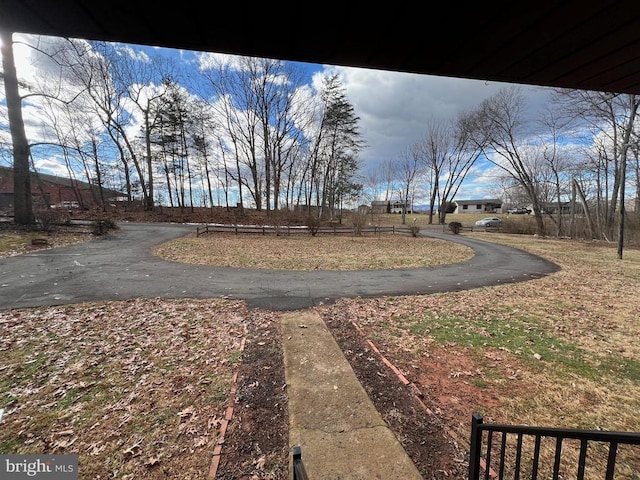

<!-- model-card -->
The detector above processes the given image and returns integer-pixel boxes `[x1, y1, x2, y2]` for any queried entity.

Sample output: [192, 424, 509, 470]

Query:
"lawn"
[317, 231, 640, 478]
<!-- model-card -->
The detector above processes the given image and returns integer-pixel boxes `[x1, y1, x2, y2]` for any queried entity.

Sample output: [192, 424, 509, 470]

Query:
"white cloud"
[331, 65, 551, 173]
[115, 44, 152, 63]
[308, 65, 554, 199]
[33, 158, 68, 177]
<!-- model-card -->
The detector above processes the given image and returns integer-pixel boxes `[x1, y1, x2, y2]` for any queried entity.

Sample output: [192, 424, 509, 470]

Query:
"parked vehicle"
[507, 207, 531, 214]
[475, 217, 503, 227]
[51, 201, 80, 209]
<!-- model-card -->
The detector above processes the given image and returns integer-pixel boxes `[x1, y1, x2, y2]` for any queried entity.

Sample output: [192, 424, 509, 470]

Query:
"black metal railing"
[469, 412, 640, 480]
[293, 445, 309, 480]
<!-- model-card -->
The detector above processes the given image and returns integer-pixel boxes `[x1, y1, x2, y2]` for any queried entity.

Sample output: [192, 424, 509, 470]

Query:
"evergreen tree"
[318, 74, 365, 217]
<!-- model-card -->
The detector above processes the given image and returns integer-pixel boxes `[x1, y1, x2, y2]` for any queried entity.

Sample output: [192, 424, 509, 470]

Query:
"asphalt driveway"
[0, 222, 560, 311]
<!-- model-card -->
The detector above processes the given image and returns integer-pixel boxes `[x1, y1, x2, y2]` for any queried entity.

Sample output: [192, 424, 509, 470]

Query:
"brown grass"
[153, 232, 473, 270]
[0, 229, 91, 257]
[316, 231, 640, 479]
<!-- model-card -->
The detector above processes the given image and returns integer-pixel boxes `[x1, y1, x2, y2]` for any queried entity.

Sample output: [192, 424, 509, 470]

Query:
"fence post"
[469, 412, 483, 480]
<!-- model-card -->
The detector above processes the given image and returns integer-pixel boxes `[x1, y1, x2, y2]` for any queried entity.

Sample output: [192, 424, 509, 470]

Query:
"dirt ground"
[214, 309, 290, 480]
[320, 306, 471, 479]
[214, 304, 473, 480]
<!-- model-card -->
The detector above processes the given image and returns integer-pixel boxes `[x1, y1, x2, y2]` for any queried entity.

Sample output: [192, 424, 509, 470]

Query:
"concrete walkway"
[282, 310, 424, 480]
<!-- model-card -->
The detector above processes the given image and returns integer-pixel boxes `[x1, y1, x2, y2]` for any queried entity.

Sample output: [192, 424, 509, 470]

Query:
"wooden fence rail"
[196, 224, 412, 237]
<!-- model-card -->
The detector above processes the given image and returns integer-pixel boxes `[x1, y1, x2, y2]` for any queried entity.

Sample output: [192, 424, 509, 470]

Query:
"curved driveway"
[0, 222, 560, 311]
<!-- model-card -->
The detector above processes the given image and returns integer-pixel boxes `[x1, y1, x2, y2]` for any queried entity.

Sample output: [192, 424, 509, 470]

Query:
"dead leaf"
[89, 443, 106, 455]
[193, 436, 208, 448]
[123, 442, 142, 457]
[52, 436, 77, 449]
[208, 416, 222, 430]
[177, 406, 195, 418]
[255, 455, 267, 470]
[144, 456, 161, 467]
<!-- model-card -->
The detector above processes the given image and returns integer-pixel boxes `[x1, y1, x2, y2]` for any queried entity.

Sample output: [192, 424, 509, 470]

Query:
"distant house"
[534, 202, 571, 215]
[0, 166, 123, 210]
[453, 199, 503, 214]
[370, 200, 411, 214]
[370, 200, 388, 214]
[293, 204, 322, 215]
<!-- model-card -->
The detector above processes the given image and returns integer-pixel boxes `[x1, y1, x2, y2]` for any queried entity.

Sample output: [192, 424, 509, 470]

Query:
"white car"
[475, 217, 503, 227]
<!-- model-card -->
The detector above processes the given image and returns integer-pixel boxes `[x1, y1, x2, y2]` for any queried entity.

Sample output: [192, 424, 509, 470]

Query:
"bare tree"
[631, 144, 640, 215]
[417, 113, 485, 224]
[361, 165, 383, 216]
[39, 101, 90, 208]
[198, 61, 247, 211]
[112, 52, 175, 210]
[538, 107, 574, 236]
[51, 40, 142, 206]
[554, 89, 640, 257]
[379, 158, 395, 203]
[200, 57, 264, 210]
[393, 146, 423, 225]
[472, 86, 552, 235]
[249, 58, 309, 213]
[616, 94, 638, 258]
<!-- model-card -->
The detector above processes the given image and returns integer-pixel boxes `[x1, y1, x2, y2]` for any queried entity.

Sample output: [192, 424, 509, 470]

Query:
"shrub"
[409, 218, 420, 237]
[93, 218, 117, 235]
[35, 208, 66, 232]
[449, 221, 462, 234]
[351, 210, 367, 236]
[306, 214, 321, 236]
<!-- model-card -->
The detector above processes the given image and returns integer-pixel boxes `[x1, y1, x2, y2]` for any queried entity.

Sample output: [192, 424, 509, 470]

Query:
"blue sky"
[1, 34, 555, 203]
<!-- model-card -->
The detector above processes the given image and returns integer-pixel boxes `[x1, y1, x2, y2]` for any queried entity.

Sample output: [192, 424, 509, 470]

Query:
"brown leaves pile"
[0, 298, 247, 479]
[0, 230, 93, 259]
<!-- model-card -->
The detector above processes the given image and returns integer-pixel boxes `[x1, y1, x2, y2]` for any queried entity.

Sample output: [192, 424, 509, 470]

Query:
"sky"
[0, 34, 556, 203]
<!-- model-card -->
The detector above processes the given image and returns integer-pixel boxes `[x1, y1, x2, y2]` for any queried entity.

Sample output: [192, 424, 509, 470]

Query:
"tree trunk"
[574, 179, 595, 239]
[144, 109, 155, 211]
[1, 30, 35, 224]
[616, 94, 638, 259]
